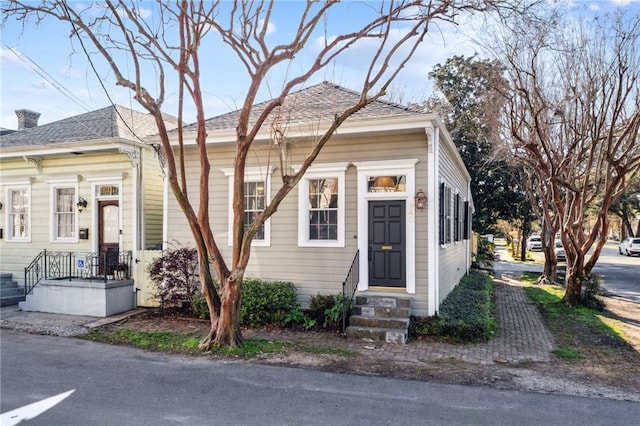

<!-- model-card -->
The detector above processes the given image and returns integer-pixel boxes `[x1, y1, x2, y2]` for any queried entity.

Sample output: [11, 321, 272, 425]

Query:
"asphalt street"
[2, 330, 639, 426]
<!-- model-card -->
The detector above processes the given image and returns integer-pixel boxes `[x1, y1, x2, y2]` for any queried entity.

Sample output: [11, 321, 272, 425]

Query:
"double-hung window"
[222, 166, 274, 247]
[296, 163, 347, 248]
[4, 184, 31, 242]
[48, 178, 79, 242]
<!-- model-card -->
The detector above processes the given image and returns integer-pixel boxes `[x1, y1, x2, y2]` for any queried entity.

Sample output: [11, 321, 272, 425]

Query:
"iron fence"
[25, 250, 133, 295]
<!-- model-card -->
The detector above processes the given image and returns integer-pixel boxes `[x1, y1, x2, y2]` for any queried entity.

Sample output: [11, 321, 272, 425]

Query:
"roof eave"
[0, 138, 146, 160]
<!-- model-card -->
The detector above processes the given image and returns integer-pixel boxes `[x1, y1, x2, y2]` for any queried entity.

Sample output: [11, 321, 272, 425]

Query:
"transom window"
[367, 175, 406, 192]
[296, 163, 347, 248]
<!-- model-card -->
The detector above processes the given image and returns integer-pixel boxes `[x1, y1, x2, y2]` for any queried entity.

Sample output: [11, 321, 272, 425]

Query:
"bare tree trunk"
[539, 246, 558, 285]
[200, 273, 244, 348]
[562, 251, 585, 306]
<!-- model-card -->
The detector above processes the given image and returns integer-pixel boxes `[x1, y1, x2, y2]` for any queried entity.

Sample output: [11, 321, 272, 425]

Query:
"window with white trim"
[54, 187, 76, 239]
[7, 187, 30, 241]
[47, 180, 79, 242]
[244, 181, 266, 240]
[296, 163, 347, 248]
[222, 166, 274, 247]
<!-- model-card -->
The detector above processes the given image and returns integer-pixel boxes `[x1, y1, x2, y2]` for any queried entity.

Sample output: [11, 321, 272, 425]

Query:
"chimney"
[15, 109, 41, 130]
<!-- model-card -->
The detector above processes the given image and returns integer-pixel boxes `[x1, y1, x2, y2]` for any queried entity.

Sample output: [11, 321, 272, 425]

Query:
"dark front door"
[99, 200, 119, 274]
[368, 200, 406, 287]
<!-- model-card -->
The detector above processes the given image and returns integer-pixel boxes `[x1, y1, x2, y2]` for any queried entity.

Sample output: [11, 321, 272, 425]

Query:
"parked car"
[618, 237, 640, 256]
[527, 235, 543, 251]
[554, 240, 566, 261]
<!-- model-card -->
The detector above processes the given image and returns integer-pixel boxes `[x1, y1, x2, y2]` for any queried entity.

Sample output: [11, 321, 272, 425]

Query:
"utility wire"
[61, 2, 146, 143]
[6, 46, 94, 112]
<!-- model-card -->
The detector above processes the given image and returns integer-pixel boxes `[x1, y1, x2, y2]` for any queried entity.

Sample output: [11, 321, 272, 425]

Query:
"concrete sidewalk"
[1, 244, 555, 365]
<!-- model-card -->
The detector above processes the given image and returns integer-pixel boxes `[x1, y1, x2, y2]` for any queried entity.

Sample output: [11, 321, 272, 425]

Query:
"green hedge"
[410, 270, 495, 342]
[240, 279, 297, 326]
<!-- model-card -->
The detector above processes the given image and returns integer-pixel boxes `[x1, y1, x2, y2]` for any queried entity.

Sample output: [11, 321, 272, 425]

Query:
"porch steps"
[0, 272, 26, 307]
[346, 295, 411, 344]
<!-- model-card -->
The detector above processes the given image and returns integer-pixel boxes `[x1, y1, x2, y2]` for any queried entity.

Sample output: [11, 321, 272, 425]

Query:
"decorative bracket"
[120, 148, 140, 167]
[23, 156, 42, 174]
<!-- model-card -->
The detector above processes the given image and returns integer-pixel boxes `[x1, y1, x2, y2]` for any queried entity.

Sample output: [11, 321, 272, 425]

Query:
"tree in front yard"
[3, 0, 532, 347]
[494, 10, 640, 304]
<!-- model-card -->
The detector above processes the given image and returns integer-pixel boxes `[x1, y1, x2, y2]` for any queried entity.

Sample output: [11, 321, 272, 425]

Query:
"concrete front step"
[0, 272, 26, 306]
[345, 326, 408, 344]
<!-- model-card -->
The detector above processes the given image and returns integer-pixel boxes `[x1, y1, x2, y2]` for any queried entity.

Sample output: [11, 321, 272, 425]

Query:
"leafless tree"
[3, 0, 527, 346]
[494, 10, 640, 304]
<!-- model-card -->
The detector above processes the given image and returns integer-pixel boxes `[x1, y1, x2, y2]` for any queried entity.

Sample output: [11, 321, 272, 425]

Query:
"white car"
[554, 240, 566, 261]
[527, 235, 543, 251]
[618, 237, 640, 256]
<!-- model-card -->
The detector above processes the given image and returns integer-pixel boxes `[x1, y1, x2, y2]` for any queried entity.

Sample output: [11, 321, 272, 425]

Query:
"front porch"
[20, 250, 135, 317]
[19, 278, 135, 317]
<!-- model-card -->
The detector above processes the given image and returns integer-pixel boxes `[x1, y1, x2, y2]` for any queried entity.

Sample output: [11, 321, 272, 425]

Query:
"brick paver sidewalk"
[93, 270, 555, 366]
[249, 270, 555, 365]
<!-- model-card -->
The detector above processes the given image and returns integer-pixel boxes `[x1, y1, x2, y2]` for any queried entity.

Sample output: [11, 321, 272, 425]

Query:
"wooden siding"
[437, 131, 470, 305]
[141, 148, 164, 249]
[165, 132, 430, 308]
[0, 152, 134, 288]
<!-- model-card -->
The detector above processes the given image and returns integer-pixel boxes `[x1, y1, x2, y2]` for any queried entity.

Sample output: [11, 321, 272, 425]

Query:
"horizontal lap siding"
[166, 132, 428, 307]
[438, 136, 469, 305]
[142, 148, 164, 249]
[0, 153, 134, 287]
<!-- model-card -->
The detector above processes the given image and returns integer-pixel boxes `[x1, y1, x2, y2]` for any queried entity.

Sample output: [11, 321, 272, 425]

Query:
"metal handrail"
[341, 250, 360, 333]
[24, 250, 133, 295]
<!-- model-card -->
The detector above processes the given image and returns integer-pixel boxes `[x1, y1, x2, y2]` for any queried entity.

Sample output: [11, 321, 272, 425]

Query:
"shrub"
[240, 279, 297, 326]
[411, 270, 495, 342]
[148, 244, 200, 309]
[581, 273, 605, 312]
[308, 293, 351, 330]
[190, 294, 210, 319]
[309, 294, 336, 324]
[284, 308, 316, 330]
[472, 238, 496, 269]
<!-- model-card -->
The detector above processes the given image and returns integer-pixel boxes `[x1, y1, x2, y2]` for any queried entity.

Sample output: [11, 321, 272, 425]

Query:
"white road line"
[0, 389, 75, 426]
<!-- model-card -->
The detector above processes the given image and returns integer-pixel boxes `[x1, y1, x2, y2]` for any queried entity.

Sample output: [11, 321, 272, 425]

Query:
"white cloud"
[136, 6, 152, 19]
[259, 19, 277, 36]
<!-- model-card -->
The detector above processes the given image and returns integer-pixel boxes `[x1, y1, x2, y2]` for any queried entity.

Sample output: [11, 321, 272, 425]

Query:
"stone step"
[345, 325, 408, 344]
[352, 305, 410, 318]
[1, 287, 24, 297]
[354, 295, 411, 308]
[349, 315, 409, 329]
[1, 279, 19, 289]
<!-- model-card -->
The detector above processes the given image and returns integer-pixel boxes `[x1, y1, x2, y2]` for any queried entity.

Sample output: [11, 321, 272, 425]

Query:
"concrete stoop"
[0, 272, 26, 307]
[346, 295, 411, 344]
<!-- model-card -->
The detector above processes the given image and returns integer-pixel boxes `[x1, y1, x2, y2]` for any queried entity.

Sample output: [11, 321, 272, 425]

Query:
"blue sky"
[1, 0, 638, 130]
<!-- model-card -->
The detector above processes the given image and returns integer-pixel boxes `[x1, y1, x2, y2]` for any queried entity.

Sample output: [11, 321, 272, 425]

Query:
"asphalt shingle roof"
[183, 81, 424, 133]
[0, 105, 167, 149]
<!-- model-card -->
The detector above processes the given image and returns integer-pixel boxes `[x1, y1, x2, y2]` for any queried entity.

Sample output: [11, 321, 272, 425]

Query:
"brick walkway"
[110, 270, 555, 366]
[245, 271, 555, 365]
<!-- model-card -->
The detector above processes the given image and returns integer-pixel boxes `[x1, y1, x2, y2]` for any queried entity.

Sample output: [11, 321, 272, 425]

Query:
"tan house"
[0, 106, 175, 313]
[158, 83, 473, 341]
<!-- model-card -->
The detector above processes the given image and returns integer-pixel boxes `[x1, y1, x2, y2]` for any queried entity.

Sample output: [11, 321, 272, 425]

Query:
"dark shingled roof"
[0, 105, 168, 149]
[183, 81, 425, 132]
